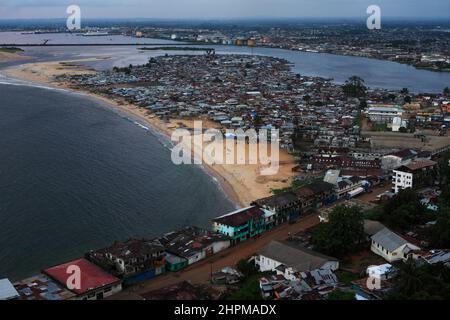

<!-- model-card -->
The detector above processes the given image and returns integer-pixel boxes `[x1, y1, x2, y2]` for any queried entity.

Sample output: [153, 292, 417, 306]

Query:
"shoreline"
[1, 59, 296, 208]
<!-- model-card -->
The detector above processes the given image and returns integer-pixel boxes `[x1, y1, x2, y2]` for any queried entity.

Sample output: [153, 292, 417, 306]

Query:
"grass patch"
[226, 273, 265, 300]
[0, 47, 24, 53]
[335, 270, 360, 285]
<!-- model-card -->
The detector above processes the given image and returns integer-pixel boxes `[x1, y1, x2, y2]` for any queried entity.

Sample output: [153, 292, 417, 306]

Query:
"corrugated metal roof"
[371, 228, 407, 252]
[0, 278, 19, 300]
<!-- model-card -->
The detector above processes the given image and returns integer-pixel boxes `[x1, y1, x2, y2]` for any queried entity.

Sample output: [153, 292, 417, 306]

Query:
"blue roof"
[0, 279, 19, 300]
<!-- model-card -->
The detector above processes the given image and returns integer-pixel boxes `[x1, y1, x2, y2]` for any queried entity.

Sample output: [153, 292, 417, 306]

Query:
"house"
[253, 192, 301, 225]
[366, 105, 404, 123]
[256, 240, 339, 278]
[43, 258, 122, 300]
[259, 268, 338, 300]
[0, 279, 19, 300]
[381, 149, 417, 170]
[212, 206, 268, 245]
[14, 274, 76, 300]
[158, 226, 230, 267]
[366, 264, 395, 281]
[304, 181, 336, 207]
[86, 239, 166, 284]
[392, 159, 437, 194]
[414, 250, 450, 268]
[370, 228, 420, 263]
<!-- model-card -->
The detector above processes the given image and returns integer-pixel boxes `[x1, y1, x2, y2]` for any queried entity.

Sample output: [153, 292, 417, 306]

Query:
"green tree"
[236, 259, 258, 278]
[342, 76, 367, 98]
[444, 87, 450, 96]
[327, 289, 355, 300]
[404, 95, 412, 104]
[389, 261, 450, 300]
[427, 205, 450, 248]
[379, 189, 428, 230]
[312, 205, 366, 257]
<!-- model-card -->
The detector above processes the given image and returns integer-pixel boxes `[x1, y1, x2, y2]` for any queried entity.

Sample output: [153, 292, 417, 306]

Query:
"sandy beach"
[2, 59, 296, 208]
[0, 51, 31, 62]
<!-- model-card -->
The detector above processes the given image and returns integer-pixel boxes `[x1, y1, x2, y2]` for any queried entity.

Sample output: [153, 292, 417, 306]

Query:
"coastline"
[1, 59, 295, 208]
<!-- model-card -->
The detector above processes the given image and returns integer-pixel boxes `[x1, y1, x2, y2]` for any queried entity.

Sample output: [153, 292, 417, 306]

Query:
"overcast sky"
[1, 0, 449, 19]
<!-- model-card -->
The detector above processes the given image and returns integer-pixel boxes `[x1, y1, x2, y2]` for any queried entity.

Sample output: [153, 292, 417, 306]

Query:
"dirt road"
[110, 214, 320, 300]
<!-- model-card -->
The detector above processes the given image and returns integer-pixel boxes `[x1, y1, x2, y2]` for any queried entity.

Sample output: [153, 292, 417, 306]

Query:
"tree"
[427, 205, 450, 248]
[388, 261, 450, 300]
[444, 87, 450, 96]
[236, 259, 258, 278]
[379, 189, 429, 230]
[401, 87, 409, 95]
[312, 205, 366, 257]
[342, 76, 367, 98]
[404, 95, 412, 104]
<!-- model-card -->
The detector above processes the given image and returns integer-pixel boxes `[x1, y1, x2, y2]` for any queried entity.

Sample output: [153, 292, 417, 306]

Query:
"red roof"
[44, 258, 120, 295]
[213, 206, 264, 227]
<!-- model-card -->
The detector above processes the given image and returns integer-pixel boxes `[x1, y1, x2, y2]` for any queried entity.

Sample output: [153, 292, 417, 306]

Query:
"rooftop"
[213, 206, 265, 227]
[0, 278, 19, 300]
[14, 274, 76, 300]
[259, 240, 338, 273]
[43, 258, 121, 295]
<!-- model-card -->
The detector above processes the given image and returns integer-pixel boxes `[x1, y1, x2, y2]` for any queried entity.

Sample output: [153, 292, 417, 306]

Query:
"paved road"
[109, 214, 320, 300]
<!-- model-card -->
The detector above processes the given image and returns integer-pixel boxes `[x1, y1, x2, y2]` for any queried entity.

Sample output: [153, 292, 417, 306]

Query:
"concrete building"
[392, 159, 437, 193]
[256, 240, 339, 279]
[371, 228, 420, 263]
[366, 105, 404, 123]
[43, 258, 122, 300]
[212, 206, 270, 245]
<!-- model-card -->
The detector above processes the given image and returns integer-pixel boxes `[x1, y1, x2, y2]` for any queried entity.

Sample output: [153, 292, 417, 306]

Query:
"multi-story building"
[87, 239, 166, 283]
[366, 105, 404, 123]
[212, 206, 268, 245]
[392, 159, 437, 193]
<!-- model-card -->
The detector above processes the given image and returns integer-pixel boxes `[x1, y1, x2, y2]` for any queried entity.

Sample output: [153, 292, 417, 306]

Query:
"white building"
[392, 160, 437, 194]
[366, 264, 395, 281]
[371, 228, 420, 263]
[366, 105, 403, 124]
[256, 240, 339, 281]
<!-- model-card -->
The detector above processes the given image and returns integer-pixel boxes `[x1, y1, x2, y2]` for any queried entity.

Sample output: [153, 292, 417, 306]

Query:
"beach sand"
[2, 60, 296, 207]
[0, 51, 31, 62]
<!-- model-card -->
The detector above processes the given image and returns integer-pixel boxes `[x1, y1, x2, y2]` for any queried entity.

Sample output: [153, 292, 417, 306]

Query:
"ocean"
[0, 83, 236, 281]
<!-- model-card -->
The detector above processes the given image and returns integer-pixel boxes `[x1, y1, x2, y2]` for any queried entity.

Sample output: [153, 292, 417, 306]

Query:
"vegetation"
[0, 46, 24, 53]
[327, 289, 355, 300]
[271, 179, 306, 195]
[373, 189, 431, 231]
[226, 274, 263, 300]
[444, 86, 450, 96]
[139, 46, 215, 52]
[236, 259, 259, 278]
[311, 205, 366, 257]
[342, 76, 367, 98]
[335, 270, 360, 285]
[227, 259, 266, 300]
[426, 205, 450, 248]
[388, 261, 450, 300]
[372, 123, 389, 132]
